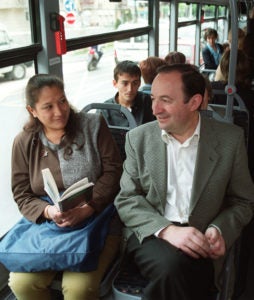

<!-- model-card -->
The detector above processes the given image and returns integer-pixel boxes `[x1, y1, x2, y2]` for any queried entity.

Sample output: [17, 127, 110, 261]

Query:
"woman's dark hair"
[139, 56, 166, 84]
[243, 34, 254, 76]
[156, 64, 206, 103]
[204, 28, 218, 40]
[220, 49, 251, 88]
[164, 51, 186, 64]
[24, 74, 84, 159]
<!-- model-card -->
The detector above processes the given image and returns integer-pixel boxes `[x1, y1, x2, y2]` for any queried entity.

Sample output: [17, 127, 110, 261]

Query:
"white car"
[114, 23, 148, 64]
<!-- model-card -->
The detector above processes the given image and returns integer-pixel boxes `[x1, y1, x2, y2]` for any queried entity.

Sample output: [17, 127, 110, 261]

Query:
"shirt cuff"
[209, 224, 222, 235]
[154, 226, 167, 237]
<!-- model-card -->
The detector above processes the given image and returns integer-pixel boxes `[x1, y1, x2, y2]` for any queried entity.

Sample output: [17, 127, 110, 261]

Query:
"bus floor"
[1, 270, 253, 300]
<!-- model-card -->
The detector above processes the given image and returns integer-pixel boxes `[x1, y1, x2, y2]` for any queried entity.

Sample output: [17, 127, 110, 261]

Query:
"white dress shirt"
[161, 117, 201, 224]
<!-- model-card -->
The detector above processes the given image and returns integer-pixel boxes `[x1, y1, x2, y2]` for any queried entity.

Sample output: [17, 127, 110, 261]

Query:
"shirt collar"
[161, 114, 201, 145]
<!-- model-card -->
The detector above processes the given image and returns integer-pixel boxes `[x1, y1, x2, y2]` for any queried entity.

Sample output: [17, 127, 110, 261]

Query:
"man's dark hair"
[114, 60, 141, 81]
[156, 64, 206, 103]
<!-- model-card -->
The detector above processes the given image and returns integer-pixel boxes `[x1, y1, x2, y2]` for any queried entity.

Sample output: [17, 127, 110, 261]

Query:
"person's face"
[113, 72, 141, 105]
[151, 72, 201, 139]
[207, 35, 216, 47]
[27, 85, 70, 134]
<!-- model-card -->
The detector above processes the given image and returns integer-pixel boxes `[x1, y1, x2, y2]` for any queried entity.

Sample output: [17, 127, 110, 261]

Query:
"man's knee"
[138, 237, 189, 278]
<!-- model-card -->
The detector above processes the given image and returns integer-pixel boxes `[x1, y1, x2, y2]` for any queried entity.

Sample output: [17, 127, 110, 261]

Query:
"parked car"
[114, 23, 148, 64]
[0, 24, 31, 80]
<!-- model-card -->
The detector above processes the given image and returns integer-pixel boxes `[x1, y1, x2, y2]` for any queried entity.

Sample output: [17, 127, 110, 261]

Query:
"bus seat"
[82, 103, 137, 160]
[112, 255, 144, 300]
[200, 107, 227, 123]
[210, 91, 250, 146]
[199, 64, 216, 81]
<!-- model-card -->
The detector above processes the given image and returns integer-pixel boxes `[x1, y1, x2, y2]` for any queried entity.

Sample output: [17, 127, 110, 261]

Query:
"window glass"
[217, 19, 227, 44]
[218, 6, 227, 17]
[0, 67, 36, 238]
[59, 0, 149, 39]
[202, 5, 216, 19]
[0, 0, 34, 237]
[178, 3, 197, 22]
[114, 33, 148, 64]
[62, 45, 115, 111]
[177, 24, 196, 64]
[0, 1, 32, 47]
[159, 2, 170, 58]
[62, 38, 148, 111]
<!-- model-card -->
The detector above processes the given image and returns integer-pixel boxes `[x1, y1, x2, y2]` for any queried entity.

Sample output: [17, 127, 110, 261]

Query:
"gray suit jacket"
[115, 115, 254, 282]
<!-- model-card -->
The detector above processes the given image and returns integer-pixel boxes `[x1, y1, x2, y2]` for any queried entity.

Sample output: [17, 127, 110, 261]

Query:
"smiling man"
[114, 63, 254, 300]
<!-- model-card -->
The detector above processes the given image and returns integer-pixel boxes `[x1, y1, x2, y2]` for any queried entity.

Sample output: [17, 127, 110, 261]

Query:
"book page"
[41, 168, 60, 207]
[61, 178, 93, 201]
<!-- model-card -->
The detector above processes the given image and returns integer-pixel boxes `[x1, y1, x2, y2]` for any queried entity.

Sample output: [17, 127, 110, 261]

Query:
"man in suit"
[114, 64, 254, 300]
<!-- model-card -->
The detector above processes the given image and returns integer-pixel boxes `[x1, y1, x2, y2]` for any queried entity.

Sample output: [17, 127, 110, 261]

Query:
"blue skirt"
[0, 203, 115, 272]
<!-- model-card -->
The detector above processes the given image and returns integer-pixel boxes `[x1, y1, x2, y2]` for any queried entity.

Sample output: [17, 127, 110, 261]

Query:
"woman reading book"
[1, 74, 123, 299]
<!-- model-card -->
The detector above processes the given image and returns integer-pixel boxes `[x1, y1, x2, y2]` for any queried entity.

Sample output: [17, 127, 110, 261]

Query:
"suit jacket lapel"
[190, 117, 220, 212]
[144, 125, 167, 213]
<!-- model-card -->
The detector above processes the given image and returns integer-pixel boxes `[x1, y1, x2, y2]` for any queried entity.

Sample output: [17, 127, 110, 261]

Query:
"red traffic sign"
[66, 12, 75, 25]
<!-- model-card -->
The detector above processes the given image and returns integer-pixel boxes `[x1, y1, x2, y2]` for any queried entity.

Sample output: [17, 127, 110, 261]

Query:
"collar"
[161, 114, 201, 145]
[115, 92, 139, 110]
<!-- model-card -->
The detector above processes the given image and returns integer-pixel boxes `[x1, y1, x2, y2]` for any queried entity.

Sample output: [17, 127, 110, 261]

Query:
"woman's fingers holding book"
[48, 205, 63, 223]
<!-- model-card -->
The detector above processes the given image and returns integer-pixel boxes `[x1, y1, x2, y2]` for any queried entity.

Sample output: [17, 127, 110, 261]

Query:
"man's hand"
[205, 227, 226, 259]
[158, 225, 211, 259]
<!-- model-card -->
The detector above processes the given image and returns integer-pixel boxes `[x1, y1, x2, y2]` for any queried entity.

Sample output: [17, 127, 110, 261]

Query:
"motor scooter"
[87, 46, 103, 71]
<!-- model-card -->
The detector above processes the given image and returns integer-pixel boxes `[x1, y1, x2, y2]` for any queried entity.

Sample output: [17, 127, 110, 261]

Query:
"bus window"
[0, 1, 35, 237]
[62, 45, 116, 110]
[178, 25, 196, 64]
[114, 33, 148, 64]
[178, 2, 198, 21]
[159, 3, 170, 57]
[59, 0, 148, 39]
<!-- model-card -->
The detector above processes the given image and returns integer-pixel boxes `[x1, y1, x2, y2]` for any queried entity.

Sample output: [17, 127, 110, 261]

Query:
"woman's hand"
[46, 204, 95, 227]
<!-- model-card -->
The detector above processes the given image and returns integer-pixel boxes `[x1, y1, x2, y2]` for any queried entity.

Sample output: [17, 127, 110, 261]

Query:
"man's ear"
[189, 94, 203, 111]
[113, 79, 117, 88]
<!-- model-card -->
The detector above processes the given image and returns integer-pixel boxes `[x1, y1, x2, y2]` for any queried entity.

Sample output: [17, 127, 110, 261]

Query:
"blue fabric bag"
[0, 203, 115, 272]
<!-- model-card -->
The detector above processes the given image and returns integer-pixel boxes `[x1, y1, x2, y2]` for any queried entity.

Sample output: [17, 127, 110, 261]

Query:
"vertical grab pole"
[225, 0, 238, 122]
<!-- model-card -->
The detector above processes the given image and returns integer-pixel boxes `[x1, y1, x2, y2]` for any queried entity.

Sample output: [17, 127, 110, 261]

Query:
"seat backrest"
[210, 91, 250, 147]
[199, 63, 216, 81]
[82, 103, 137, 160]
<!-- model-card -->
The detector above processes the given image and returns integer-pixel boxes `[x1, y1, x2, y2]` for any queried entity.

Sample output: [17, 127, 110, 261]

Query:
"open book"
[41, 168, 94, 212]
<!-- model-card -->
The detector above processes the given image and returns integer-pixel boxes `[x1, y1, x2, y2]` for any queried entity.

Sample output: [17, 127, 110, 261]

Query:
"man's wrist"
[209, 224, 222, 235]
